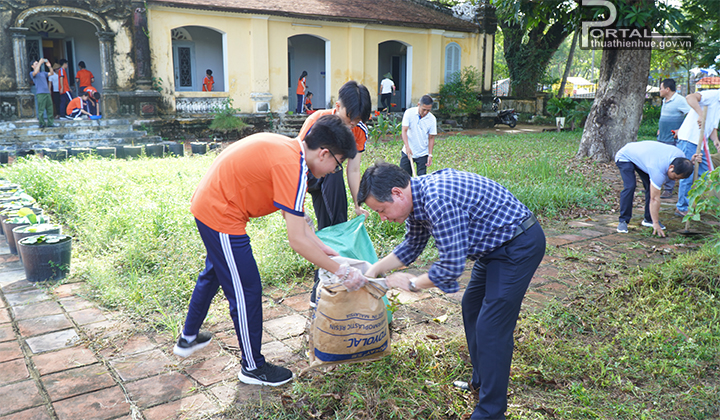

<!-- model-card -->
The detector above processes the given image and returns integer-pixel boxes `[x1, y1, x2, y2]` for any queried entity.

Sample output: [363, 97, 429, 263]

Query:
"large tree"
[576, 0, 684, 162]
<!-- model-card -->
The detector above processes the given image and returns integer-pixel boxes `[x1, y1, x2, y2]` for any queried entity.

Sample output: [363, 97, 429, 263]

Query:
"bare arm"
[649, 185, 665, 237]
[402, 125, 411, 156]
[346, 154, 369, 217]
[685, 93, 704, 127]
[426, 134, 436, 167]
[365, 253, 404, 278]
[46, 61, 54, 76]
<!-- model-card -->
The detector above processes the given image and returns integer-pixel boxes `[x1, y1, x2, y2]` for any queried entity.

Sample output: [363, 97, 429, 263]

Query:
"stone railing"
[175, 97, 228, 115]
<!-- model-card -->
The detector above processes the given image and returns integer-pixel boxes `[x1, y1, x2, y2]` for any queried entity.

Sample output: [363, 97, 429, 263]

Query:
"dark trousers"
[463, 222, 545, 420]
[183, 219, 266, 370]
[51, 92, 61, 117]
[381, 93, 392, 111]
[59, 92, 72, 118]
[296, 94, 304, 114]
[616, 161, 651, 223]
[400, 151, 428, 176]
[307, 170, 348, 231]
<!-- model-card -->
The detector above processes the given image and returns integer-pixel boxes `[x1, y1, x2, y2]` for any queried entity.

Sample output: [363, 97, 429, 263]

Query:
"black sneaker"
[173, 331, 212, 357]
[238, 362, 293, 386]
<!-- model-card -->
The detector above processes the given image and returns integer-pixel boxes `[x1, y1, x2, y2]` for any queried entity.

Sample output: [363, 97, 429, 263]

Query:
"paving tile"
[4, 289, 51, 307]
[0, 280, 35, 294]
[282, 335, 304, 351]
[142, 393, 218, 420]
[25, 329, 79, 354]
[184, 354, 237, 386]
[0, 358, 29, 385]
[82, 320, 132, 341]
[11, 301, 63, 321]
[0, 308, 9, 324]
[68, 308, 107, 325]
[578, 229, 606, 238]
[33, 346, 98, 376]
[263, 314, 308, 340]
[57, 296, 93, 312]
[209, 383, 237, 406]
[0, 271, 27, 289]
[53, 386, 130, 420]
[42, 363, 116, 402]
[110, 349, 173, 382]
[0, 325, 14, 343]
[99, 334, 157, 359]
[0, 380, 44, 416]
[261, 340, 294, 364]
[262, 301, 293, 320]
[125, 372, 195, 409]
[51, 282, 85, 298]
[17, 314, 73, 337]
[555, 234, 588, 243]
[281, 293, 313, 311]
[0, 340, 23, 362]
[0, 405, 53, 420]
[546, 236, 572, 247]
[391, 289, 426, 304]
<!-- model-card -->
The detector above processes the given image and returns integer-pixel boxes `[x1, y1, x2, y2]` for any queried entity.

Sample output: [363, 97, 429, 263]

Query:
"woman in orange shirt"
[202, 69, 214, 92]
[296, 70, 307, 114]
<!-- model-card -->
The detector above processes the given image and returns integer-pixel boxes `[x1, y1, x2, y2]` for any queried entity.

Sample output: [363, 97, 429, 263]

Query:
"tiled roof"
[697, 76, 720, 86]
[149, 0, 480, 33]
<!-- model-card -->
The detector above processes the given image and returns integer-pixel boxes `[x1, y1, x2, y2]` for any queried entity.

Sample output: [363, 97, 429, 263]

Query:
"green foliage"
[209, 98, 248, 133]
[437, 66, 482, 117]
[21, 234, 69, 245]
[546, 96, 576, 117]
[368, 112, 401, 143]
[685, 169, 720, 238]
[643, 103, 662, 121]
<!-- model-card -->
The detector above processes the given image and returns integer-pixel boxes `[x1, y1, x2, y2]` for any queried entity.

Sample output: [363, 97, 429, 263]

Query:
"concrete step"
[2, 130, 146, 143]
[10, 136, 164, 151]
[0, 118, 133, 131]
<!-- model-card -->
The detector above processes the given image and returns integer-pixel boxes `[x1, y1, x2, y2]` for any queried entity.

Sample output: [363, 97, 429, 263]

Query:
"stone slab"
[99, 334, 157, 359]
[68, 308, 107, 325]
[0, 380, 44, 417]
[110, 349, 173, 382]
[33, 346, 98, 376]
[25, 329, 79, 354]
[0, 341, 23, 363]
[51, 282, 85, 298]
[12, 301, 63, 321]
[0, 270, 27, 289]
[280, 293, 313, 311]
[0, 359, 29, 385]
[142, 392, 217, 420]
[0, 405, 53, 420]
[184, 355, 237, 387]
[0, 325, 14, 343]
[17, 314, 73, 337]
[53, 386, 130, 420]
[57, 296, 93, 312]
[4, 289, 51, 307]
[263, 314, 307, 340]
[42, 363, 116, 402]
[0, 308, 9, 324]
[125, 372, 195, 409]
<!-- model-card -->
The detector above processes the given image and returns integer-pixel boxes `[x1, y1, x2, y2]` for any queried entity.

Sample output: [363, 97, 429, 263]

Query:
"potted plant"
[124, 144, 144, 159]
[43, 149, 68, 161]
[166, 142, 184, 157]
[3, 208, 51, 255]
[546, 96, 577, 130]
[68, 147, 92, 158]
[18, 234, 72, 282]
[145, 143, 165, 158]
[13, 223, 62, 262]
[95, 147, 116, 158]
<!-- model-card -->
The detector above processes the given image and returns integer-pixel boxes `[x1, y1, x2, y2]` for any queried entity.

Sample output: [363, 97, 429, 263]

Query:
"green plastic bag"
[315, 215, 392, 322]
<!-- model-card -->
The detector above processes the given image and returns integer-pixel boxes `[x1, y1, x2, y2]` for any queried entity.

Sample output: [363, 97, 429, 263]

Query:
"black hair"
[300, 70, 308, 79]
[78, 61, 86, 69]
[671, 157, 693, 178]
[206, 69, 213, 76]
[304, 114, 357, 160]
[93, 92, 101, 100]
[80, 91, 89, 98]
[58, 59, 67, 65]
[419, 94, 434, 106]
[661, 78, 676, 92]
[306, 91, 313, 96]
[358, 161, 411, 205]
[338, 80, 371, 123]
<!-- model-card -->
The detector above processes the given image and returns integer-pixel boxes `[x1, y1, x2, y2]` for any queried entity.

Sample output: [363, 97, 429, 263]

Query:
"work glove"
[335, 263, 368, 292]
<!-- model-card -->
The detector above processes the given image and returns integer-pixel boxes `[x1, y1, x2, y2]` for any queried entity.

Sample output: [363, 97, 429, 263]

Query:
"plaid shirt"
[393, 169, 531, 293]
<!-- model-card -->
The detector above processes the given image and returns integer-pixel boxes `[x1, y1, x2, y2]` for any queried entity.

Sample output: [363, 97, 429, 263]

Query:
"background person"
[75, 61, 94, 93]
[66, 91, 92, 119]
[48, 63, 61, 119]
[174, 115, 367, 387]
[400, 95, 437, 176]
[202, 69, 214, 92]
[359, 162, 546, 420]
[379, 73, 395, 113]
[296, 70, 308, 114]
[656, 78, 691, 198]
[29, 58, 55, 128]
[304, 91, 314, 114]
[57, 59, 72, 119]
[84, 86, 101, 116]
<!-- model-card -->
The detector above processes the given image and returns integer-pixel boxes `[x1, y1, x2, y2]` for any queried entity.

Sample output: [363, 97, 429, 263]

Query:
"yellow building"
[146, 0, 496, 115]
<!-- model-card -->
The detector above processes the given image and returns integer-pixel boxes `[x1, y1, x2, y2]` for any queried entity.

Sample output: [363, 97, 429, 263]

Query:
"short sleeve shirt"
[296, 77, 306, 95]
[48, 73, 59, 93]
[615, 141, 685, 190]
[298, 108, 368, 153]
[76, 69, 93, 87]
[66, 97, 85, 114]
[190, 133, 308, 235]
[58, 68, 70, 94]
[30, 70, 50, 94]
[380, 78, 394, 94]
[677, 89, 720, 144]
[401, 107, 437, 158]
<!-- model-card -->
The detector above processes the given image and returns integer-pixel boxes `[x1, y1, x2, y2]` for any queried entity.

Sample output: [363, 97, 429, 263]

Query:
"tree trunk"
[576, 48, 651, 162]
[557, 31, 579, 98]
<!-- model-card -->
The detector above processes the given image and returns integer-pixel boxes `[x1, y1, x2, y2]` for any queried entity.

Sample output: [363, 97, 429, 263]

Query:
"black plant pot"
[95, 147, 116, 158]
[167, 142, 184, 157]
[145, 144, 164, 158]
[124, 145, 143, 159]
[191, 142, 207, 155]
[209, 142, 221, 151]
[114, 145, 126, 159]
[44, 149, 68, 161]
[18, 234, 72, 282]
[0, 151, 8, 165]
[3, 219, 30, 254]
[69, 147, 92, 158]
[13, 224, 61, 262]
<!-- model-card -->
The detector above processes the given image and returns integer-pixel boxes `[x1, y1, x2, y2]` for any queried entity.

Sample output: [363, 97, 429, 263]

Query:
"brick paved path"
[0, 202, 714, 419]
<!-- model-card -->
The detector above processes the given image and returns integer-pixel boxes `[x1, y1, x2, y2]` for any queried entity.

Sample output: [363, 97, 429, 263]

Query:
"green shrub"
[209, 98, 248, 133]
[437, 66, 482, 117]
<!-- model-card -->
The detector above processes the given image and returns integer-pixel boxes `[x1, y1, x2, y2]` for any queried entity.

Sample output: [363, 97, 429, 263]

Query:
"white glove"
[335, 263, 368, 292]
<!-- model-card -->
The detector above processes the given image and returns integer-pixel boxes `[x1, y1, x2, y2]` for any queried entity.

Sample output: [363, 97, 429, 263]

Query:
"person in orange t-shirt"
[202, 69, 214, 92]
[66, 91, 91, 119]
[75, 61, 94, 92]
[84, 86, 101, 116]
[174, 115, 367, 387]
[57, 59, 72, 118]
[295, 70, 307, 114]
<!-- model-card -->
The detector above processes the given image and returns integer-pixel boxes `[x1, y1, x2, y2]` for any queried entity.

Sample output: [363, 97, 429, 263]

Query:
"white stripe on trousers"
[219, 232, 257, 370]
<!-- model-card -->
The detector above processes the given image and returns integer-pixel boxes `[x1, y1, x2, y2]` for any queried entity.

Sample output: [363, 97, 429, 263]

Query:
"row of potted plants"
[1, 181, 71, 282]
[35, 141, 221, 161]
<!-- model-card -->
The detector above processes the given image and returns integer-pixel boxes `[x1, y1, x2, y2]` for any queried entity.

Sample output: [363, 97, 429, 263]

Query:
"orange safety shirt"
[66, 97, 85, 114]
[298, 108, 368, 153]
[202, 76, 214, 92]
[76, 69, 94, 87]
[296, 77, 306, 95]
[190, 133, 308, 235]
[58, 68, 70, 94]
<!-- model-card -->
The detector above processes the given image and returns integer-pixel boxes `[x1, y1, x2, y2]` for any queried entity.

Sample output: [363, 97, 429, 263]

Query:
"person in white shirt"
[656, 78, 691, 198]
[400, 95, 437, 176]
[48, 63, 61, 119]
[379, 73, 395, 113]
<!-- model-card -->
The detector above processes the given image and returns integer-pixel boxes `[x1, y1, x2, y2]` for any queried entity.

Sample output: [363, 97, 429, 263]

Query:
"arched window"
[444, 42, 461, 83]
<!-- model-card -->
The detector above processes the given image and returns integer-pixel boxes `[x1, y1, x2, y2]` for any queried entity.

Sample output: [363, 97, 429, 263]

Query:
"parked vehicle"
[492, 97, 518, 128]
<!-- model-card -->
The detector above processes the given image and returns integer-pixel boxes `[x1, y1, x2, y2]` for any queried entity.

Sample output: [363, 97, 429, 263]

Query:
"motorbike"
[492, 97, 518, 128]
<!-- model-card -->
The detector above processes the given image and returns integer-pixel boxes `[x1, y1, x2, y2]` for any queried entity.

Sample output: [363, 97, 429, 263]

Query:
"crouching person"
[174, 115, 368, 386]
[66, 91, 91, 119]
[360, 162, 545, 420]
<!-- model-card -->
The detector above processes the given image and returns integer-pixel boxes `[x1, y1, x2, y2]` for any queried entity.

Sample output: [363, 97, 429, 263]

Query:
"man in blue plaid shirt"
[360, 162, 545, 420]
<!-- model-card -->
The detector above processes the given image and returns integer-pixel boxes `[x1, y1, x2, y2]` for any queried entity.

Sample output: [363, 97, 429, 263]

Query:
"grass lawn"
[2, 129, 718, 419]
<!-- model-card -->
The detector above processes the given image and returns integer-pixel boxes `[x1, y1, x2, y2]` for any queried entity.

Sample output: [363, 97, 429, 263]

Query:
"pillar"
[476, 1, 497, 128]
[11, 27, 30, 91]
[97, 31, 119, 115]
[250, 16, 272, 112]
[132, 4, 152, 90]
